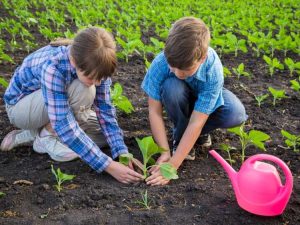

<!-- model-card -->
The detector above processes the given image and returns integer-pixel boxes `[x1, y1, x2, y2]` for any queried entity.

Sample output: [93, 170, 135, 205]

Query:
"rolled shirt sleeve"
[94, 78, 128, 159]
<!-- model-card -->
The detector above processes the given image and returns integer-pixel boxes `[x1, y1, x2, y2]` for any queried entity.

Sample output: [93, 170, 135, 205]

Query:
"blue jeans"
[161, 77, 248, 143]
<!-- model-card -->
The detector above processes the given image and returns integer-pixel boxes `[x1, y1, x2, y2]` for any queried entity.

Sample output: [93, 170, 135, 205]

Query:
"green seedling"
[111, 82, 134, 114]
[268, 87, 287, 106]
[263, 55, 284, 76]
[228, 123, 270, 162]
[290, 79, 300, 92]
[223, 67, 232, 77]
[284, 58, 300, 76]
[219, 143, 236, 166]
[254, 94, 269, 107]
[0, 192, 5, 198]
[120, 136, 178, 180]
[226, 33, 247, 57]
[281, 130, 300, 152]
[136, 190, 151, 210]
[0, 77, 9, 88]
[232, 63, 251, 79]
[51, 165, 75, 192]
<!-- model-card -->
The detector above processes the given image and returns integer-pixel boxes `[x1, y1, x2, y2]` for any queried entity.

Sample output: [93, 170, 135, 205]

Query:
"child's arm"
[146, 110, 208, 186]
[94, 78, 129, 159]
[148, 97, 170, 153]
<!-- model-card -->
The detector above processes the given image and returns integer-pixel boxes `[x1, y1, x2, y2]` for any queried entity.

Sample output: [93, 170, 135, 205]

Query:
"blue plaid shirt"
[142, 47, 224, 114]
[4, 45, 128, 172]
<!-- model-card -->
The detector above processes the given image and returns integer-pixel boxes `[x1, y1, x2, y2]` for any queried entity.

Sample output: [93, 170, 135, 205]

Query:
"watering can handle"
[248, 154, 293, 189]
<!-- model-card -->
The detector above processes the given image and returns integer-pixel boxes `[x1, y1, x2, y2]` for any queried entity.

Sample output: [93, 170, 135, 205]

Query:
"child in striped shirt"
[1, 27, 143, 184]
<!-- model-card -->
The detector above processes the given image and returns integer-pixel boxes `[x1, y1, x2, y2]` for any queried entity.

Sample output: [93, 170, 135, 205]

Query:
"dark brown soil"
[0, 14, 299, 225]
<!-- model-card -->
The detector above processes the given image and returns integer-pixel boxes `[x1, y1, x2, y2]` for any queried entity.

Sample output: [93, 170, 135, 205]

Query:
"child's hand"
[146, 169, 170, 186]
[149, 151, 171, 173]
[105, 161, 144, 184]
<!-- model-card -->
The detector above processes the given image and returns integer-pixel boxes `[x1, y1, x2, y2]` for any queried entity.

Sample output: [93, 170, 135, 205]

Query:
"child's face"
[169, 55, 206, 80]
[70, 56, 101, 87]
[76, 69, 101, 87]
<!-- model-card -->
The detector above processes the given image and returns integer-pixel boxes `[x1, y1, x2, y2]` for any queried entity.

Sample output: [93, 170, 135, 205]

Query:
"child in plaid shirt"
[1, 27, 143, 184]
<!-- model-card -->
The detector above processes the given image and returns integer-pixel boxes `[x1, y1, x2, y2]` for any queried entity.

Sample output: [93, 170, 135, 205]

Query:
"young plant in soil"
[227, 123, 270, 162]
[281, 130, 300, 153]
[0, 192, 5, 198]
[254, 93, 269, 107]
[51, 165, 76, 192]
[119, 136, 178, 180]
[268, 87, 287, 106]
[0, 77, 9, 88]
[219, 143, 236, 166]
[111, 82, 134, 114]
[290, 79, 300, 92]
[232, 63, 251, 79]
[263, 55, 284, 76]
[136, 190, 151, 210]
[284, 58, 300, 76]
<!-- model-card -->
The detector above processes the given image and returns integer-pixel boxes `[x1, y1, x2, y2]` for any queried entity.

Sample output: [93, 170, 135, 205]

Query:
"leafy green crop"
[290, 79, 300, 92]
[120, 136, 178, 180]
[284, 58, 300, 76]
[281, 130, 300, 153]
[51, 165, 75, 192]
[254, 94, 269, 107]
[219, 143, 236, 166]
[232, 63, 250, 79]
[228, 123, 270, 162]
[136, 190, 151, 210]
[111, 83, 134, 114]
[0, 77, 9, 88]
[263, 55, 284, 76]
[268, 87, 287, 106]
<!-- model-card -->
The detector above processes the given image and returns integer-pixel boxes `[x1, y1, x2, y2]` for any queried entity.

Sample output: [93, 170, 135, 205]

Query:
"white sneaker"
[33, 132, 78, 162]
[1, 130, 37, 151]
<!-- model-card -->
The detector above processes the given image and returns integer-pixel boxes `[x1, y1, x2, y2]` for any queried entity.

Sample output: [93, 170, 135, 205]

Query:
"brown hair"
[50, 27, 116, 81]
[165, 17, 210, 70]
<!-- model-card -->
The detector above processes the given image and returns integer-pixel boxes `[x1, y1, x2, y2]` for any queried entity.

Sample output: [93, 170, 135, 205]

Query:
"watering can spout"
[209, 150, 238, 189]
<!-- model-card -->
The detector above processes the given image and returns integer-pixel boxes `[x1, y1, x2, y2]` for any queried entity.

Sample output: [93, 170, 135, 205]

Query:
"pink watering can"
[209, 150, 293, 216]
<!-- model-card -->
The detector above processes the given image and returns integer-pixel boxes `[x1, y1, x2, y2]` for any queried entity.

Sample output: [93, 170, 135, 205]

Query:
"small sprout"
[51, 165, 75, 192]
[136, 190, 151, 210]
[254, 94, 269, 107]
[0, 192, 5, 198]
[263, 55, 284, 77]
[290, 79, 300, 92]
[228, 123, 270, 162]
[111, 82, 134, 114]
[223, 67, 232, 77]
[268, 87, 287, 106]
[281, 130, 300, 152]
[219, 143, 236, 166]
[0, 77, 9, 88]
[232, 63, 251, 79]
[284, 58, 300, 76]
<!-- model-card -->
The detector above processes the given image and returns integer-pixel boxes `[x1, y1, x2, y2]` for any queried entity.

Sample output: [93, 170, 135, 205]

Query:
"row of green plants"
[220, 123, 299, 166]
[0, 0, 299, 65]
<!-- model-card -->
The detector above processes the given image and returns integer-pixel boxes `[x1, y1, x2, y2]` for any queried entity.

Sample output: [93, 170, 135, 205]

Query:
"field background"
[0, 0, 299, 224]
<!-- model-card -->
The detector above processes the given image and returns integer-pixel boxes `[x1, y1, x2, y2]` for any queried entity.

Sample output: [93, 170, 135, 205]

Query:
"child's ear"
[69, 55, 76, 68]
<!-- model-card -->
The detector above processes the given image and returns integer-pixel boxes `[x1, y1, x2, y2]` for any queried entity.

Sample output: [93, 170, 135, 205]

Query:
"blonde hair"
[165, 17, 210, 69]
[50, 27, 117, 80]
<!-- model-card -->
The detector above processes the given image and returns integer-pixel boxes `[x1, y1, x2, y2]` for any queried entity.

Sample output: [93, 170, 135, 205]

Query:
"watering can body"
[209, 150, 293, 216]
